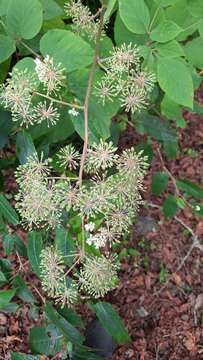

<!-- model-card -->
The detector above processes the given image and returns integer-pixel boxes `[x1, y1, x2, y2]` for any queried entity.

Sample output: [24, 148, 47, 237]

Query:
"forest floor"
[1, 107, 203, 360]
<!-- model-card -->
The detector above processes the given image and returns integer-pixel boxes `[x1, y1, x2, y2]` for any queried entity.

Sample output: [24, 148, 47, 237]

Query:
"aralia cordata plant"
[0, 0, 153, 309]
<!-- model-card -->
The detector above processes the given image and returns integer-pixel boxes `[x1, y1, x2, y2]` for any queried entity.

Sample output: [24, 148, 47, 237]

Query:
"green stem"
[78, 6, 106, 185]
[34, 91, 84, 110]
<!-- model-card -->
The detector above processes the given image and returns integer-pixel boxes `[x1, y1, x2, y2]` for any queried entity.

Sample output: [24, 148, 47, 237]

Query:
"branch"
[78, 6, 106, 185]
[34, 91, 84, 110]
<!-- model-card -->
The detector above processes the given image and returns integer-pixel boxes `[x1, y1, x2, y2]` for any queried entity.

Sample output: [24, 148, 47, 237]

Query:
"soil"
[1, 108, 203, 359]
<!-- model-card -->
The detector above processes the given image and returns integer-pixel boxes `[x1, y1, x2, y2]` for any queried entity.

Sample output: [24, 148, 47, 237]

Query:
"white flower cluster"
[15, 140, 148, 240]
[15, 140, 148, 302]
[0, 56, 72, 128]
[34, 55, 65, 93]
[40, 246, 78, 308]
[64, 0, 102, 42]
[95, 43, 156, 113]
[78, 255, 119, 297]
[15, 155, 62, 229]
[40, 245, 118, 302]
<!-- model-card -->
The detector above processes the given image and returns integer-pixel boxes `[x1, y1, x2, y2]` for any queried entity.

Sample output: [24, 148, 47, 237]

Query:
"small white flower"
[85, 222, 95, 232]
[86, 233, 107, 249]
[34, 55, 65, 93]
[68, 108, 79, 117]
[195, 205, 201, 212]
[34, 101, 60, 127]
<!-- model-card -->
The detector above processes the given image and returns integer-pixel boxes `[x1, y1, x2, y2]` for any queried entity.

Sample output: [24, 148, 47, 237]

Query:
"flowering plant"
[0, 0, 202, 358]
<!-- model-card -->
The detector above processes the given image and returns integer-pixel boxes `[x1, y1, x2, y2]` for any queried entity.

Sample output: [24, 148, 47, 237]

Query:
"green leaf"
[91, 301, 130, 344]
[0, 258, 12, 280]
[0, 271, 7, 286]
[0, 302, 19, 313]
[104, 0, 117, 22]
[40, 0, 63, 20]
[0, 288, 16, 309]
[154, 0, 177, 6]
[163, 195, 178, 219]
[55, 226, 76, 266]
[0, 35, 16, 63]
[16, 130, 37, 165]
[40, 29, 94, 72]
[13, 275, 35, 304]
[198, 19, 203, 38]
[151, 171, 169, 196]
[27, 231, 43, 278]
[15, 236, 27, 258]
[150, 20, 182, 43]
[13, 57, 37, 75]
[157, 58, 194, 109]
[58, 307, 85, 329]
[29, 326, 61, 355]
[0, 193, 19, 225]
[137, 113, 178, 159]
[187, 0, 203, 17]
[6, 0, 43, 40]
[119, 0, 150, 34]
[0, 0, 10, 15]
[11, 353, 40, 360]
[161, 95, 186, 128]
[184, 37, 203, 69]
[45, 302, 84, 344]
[0, 58, 11, 84]
[114, 12, 147, 46]
[165, 0, 199, 41]
[2, 234, 15, 255]
[68, 69, 120, 142]
[176, 179, 203, 199]
[155, 40, 185, 58]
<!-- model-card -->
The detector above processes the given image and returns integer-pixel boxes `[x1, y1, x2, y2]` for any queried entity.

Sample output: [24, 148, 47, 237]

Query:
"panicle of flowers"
[40, 246, 78, 307]
[15, 156, 61, 229]
[14, 142, 148, 303]
[64, 0, 102, 42]
[78, 255, 119, 297]
[117, 148, 148, 181]
[15, 180, 61, 229]
[95, 43, 156, 114]
[0, 69, 36, 127]
[40, 246, 65, 298]
[57, 144, 81, 170]
[0, 59, 65, 127]
[15, 155, 50, 188]
[107, 43, 140, 74]
[84, 139, 118, 173]
[54, 280, 79, 308]
[94, 78, 116, 105]
[120, 88, 148, 114]
[54, 180, 78, 211]
[34, 101, 60, 127]
[74, 177, 113, 219]
[106, 203, 136, 234]
[34, 55, 65, 93]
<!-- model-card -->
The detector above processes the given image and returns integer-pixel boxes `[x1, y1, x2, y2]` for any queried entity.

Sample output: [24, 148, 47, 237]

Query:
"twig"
[64, 255, 82, 276]
[34, 91, 84, 110]
[78, 6, 106, 185]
